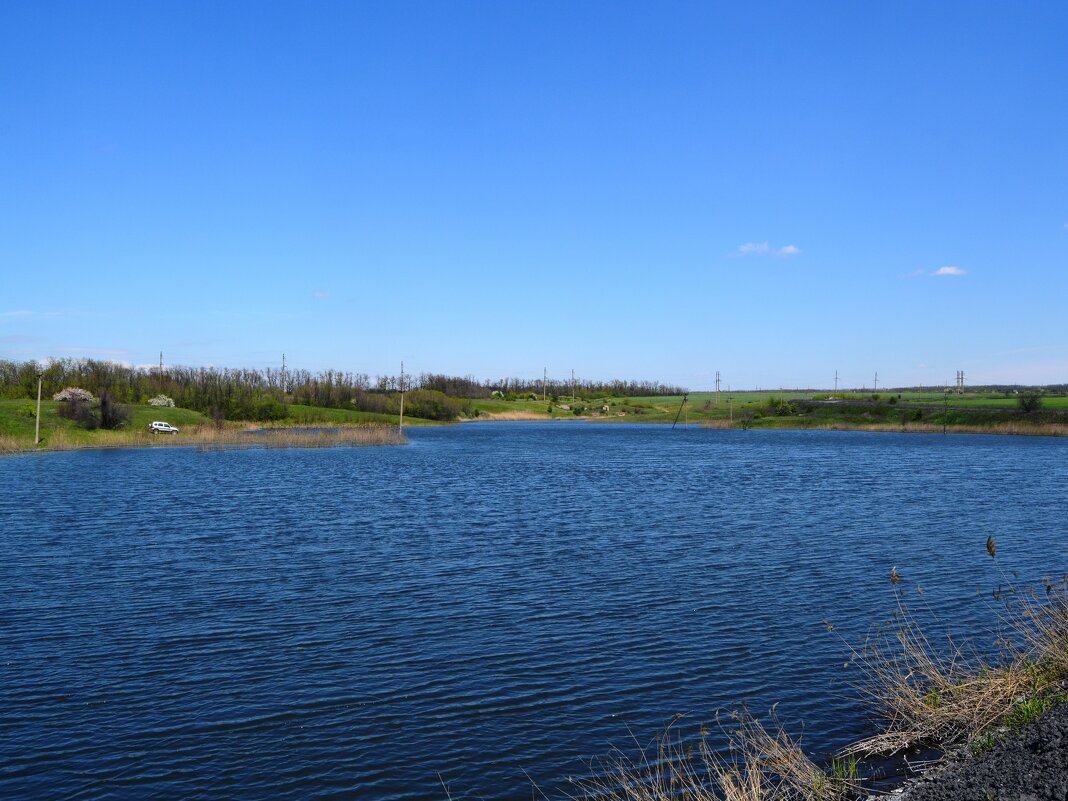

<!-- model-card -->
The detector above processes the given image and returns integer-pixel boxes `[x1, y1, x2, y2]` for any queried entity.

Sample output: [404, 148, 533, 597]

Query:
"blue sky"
[2, 1, 1066, 389]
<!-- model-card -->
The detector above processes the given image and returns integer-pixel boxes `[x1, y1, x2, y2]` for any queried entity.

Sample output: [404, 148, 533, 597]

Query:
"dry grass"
[845, 608, 1033, 755]
[846, 560, 1068, 757]
[567, 713, 856, 801]
[800, 422, 1068, 437]
[5, 424, 405, 454]
[0, 434, 22, 454]
[700, 419, 734, 430]
[470, 411, 550, 421]
[699, 420, 1068, 437]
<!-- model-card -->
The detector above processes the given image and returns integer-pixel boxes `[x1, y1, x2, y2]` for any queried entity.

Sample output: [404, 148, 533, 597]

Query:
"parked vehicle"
[149, 421, 180, 434]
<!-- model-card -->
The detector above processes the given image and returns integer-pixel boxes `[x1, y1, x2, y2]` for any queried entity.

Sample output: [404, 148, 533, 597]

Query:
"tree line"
[0, 358, 685, 422]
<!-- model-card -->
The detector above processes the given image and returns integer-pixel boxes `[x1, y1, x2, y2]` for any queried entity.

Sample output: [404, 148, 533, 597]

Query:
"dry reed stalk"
[700, 420, 734, 430]
[470, 411, 550, 421]
[0, 434, 23, 454]
[846, 593, 1056, 755]
[567, 712, 851, 801]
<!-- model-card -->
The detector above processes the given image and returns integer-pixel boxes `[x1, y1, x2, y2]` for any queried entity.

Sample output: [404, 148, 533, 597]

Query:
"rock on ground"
[885, 703, 1068, 801]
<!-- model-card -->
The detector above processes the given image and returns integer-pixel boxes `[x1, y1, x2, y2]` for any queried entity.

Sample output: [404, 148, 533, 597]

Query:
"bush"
[1018, 391, 1043, 413]
[148, 394, 175, 407]
[99, 392, 131, 429]
[56, 399, 99, 429]
[53, 387, 95, 403]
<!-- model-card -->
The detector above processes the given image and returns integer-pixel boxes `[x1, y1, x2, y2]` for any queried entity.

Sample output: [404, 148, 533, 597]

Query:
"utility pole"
[543, 367, 547, 401]
[281, 353, 287, 394]
[34, 369, 43, 445]
[398, 361, 405, 432]
[571, 369, 575, 401]
[715, 371, 721, 407]
[834, 370, 838, 393]
[874, 371, 878, 393]
[159, 351, 164, 393]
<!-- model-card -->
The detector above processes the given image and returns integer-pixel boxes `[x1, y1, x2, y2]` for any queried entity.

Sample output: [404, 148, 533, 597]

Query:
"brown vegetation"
[703, 420, 1068, 437]
[568, 712, 858, 801]
[10, 424, 405, 454]
[470, 411, 551, 421]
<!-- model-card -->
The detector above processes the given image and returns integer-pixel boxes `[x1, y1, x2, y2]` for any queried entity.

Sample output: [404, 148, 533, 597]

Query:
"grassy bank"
[0, 398, 409, 454]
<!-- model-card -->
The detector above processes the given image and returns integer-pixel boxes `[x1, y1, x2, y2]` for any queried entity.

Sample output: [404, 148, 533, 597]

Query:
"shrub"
[148, 394, 175, 407]
[1018, 390, 1043, 413]
[99, 392, 131, 429]
[56, 399, 99, 429]
[53, 387, 95, 403]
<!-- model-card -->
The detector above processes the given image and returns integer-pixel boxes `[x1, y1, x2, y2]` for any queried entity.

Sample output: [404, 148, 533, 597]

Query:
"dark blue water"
[2, 424, 1066, 800]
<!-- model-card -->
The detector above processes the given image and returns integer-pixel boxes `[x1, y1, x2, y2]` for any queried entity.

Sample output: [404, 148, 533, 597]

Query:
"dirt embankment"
[879, 704, 1068, 801]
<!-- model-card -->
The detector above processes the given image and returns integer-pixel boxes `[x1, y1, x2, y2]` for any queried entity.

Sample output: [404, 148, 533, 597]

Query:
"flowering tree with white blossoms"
[53, 387, 95, 402]
[148, 394, 175, 407]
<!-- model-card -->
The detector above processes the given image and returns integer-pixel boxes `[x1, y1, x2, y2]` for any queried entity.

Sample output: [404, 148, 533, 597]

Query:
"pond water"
[2, 423, 1066, 800]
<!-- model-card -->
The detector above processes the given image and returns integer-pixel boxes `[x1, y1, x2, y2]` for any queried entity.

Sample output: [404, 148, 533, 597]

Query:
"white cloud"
[933, 266, 967, 276]
[312, 291, 329, 299]
[0, 310, 33, 318]
[734, 242, 800, 257]
[898, 268, 925, 279]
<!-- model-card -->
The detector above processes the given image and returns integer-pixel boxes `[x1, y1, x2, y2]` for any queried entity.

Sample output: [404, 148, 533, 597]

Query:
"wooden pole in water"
[672, 394, 688, 429]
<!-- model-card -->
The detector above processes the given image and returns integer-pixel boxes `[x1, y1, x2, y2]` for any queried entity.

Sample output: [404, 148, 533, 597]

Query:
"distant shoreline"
[460, 414, 1068, 437]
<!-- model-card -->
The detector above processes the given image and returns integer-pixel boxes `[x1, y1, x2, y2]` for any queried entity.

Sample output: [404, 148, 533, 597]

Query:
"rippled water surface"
[2, 424, 1067, 800]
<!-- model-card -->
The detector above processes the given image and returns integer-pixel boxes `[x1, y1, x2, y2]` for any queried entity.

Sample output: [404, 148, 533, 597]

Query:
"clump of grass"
[969, 731, 997, 756]
[0, 434, 23, 454]
[847, 600, 1036, 755]
[567, 712, 858, 801]
[847, 546, 1068, 757]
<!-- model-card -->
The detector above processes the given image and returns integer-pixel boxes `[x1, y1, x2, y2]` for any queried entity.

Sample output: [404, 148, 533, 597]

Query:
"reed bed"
[568, 713, 857, 801]
[846, 553, 1068, 757]
[5, 424, 405, 454]
[471, 411, 552, 421]
[701, 420, 1068, 437]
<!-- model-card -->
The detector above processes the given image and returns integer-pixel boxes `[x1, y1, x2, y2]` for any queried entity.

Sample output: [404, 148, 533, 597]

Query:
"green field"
[283, 404, 441, 427]
[0, 398, 209, 444]
[468, 388, 1068, 431]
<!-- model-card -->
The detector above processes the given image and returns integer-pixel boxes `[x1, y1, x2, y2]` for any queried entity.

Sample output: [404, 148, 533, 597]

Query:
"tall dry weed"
[847, 543, 1068, 756]
[568, 712, 854, 801]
